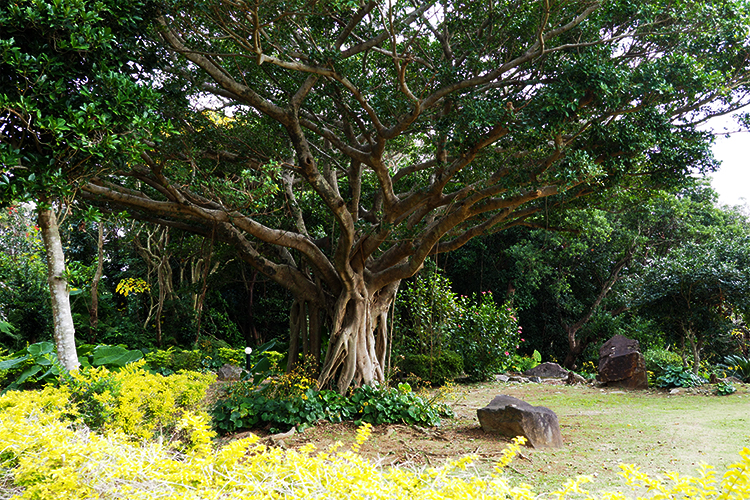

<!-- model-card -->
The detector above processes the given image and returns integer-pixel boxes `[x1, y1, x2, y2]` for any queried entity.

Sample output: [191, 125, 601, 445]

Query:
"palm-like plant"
[718, 354, 750, 382]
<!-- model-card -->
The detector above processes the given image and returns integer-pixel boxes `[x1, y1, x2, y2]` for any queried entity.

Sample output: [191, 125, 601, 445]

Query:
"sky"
[706, 115, 749, 207]
[711, 131, 749, 207]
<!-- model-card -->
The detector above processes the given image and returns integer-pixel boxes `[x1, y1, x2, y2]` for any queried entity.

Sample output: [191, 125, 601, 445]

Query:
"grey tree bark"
[37, 203, 79, 371]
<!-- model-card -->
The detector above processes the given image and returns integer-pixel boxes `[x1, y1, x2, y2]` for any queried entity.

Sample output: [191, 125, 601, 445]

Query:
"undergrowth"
[211, 376, 454, 434]
[1, 387, 749, 499]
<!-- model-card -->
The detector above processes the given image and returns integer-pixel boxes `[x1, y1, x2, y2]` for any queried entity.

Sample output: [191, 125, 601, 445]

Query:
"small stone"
[217, 363, 244, 381]
[496, 374, 510, 383]
[566, 372, 587, 385]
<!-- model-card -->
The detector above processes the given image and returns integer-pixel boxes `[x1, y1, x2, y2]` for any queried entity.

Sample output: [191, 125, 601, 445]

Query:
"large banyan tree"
[79, 0, 750, 391]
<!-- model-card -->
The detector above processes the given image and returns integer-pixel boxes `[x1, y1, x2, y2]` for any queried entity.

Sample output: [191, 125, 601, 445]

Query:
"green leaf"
[27, 342, 54, 357]
[0, 355, 30, 371]
[16, 364, 43, 384]
[91, 345, 143, 367]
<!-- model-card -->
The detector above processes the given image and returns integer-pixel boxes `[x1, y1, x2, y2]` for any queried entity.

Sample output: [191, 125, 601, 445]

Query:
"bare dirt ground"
[219, 380, 750, 494]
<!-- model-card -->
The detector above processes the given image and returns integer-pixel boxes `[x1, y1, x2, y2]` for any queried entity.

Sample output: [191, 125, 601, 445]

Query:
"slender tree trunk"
[287, 298, 324, 374]
[194, 229, 216, 343]
[240, 266, 261, 345]
[37, 204, 79, 371]
[686, 324, 701, 374]
[561, 244, 635, 369]
[89, 222, 105, 342]
[287, 298, 307, 372]
[135, 227, 174, 347]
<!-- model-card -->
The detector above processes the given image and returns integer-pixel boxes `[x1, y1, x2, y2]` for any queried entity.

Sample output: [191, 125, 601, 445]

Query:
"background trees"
[74, 0, 750, 391]
[441, 182, 750, 372]
[637, 190, 750, 373]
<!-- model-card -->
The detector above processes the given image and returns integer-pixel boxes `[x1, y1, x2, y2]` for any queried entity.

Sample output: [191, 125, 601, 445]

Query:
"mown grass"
[471, 382, 750, 493]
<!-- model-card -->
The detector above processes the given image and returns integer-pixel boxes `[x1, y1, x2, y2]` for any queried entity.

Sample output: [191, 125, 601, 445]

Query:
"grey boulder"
[524, 362, 569, 379]
[477, 395, 563, 448]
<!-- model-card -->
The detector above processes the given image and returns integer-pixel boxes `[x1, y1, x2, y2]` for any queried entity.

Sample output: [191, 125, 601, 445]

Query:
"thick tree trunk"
[318, 279, 400, 393]
[38, 204, 79, 371]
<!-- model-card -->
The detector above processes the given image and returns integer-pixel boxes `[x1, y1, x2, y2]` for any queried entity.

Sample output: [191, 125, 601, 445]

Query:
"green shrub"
[718, 354, 750, 382]
[144, 347, 202, 374]
[450, 292, 520, 382]
[505, 350, 542, 373]
[715, 380, 737, 396]
[349, 383, 453, 426]
[173, 349, 202, 371]
[0, 341, 62, 391]
[399, 351, 463, 386]
[211, 379, 453, 434]
[217, 347, 244, 366]
[654, 365, 707, 388]
[64, 361, 215, 440]
[77, 344, 144, 368]
[394, 270, 521, 384]
[194, 335, 232, 370]
[644, 347, 683, 378]
[394, 268, 460, 362]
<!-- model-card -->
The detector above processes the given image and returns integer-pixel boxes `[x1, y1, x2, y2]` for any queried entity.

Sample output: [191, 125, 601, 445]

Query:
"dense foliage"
[3, 0, 750, 396]
[395, 269, 521, 383]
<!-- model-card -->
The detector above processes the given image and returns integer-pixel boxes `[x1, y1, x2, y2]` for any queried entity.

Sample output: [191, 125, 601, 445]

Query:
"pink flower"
[504, 351, 510, 356]
[520, 338, 525, 342]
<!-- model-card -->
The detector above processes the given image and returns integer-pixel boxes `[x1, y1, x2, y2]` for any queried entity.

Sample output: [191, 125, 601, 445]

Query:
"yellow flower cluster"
[263, 370, 316, 398]
[350, 422, 373, 453]
[0, 387, 748, 499]
[115, 277, 151, 297]
[68, 360, 216, 440]
[494, 436, 527, 474]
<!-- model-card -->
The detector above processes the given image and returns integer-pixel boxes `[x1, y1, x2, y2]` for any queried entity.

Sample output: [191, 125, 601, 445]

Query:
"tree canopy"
[6, 0, 750, 390]
[0, 0, 165, 369]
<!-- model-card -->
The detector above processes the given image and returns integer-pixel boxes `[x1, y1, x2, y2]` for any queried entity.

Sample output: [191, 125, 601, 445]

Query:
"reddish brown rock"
[597, 335, 648, 389]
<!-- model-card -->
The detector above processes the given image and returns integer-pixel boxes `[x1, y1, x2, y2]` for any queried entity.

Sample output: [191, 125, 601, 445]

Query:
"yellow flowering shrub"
[1, 387, 749, 500]
[66, 360, 216, 440]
